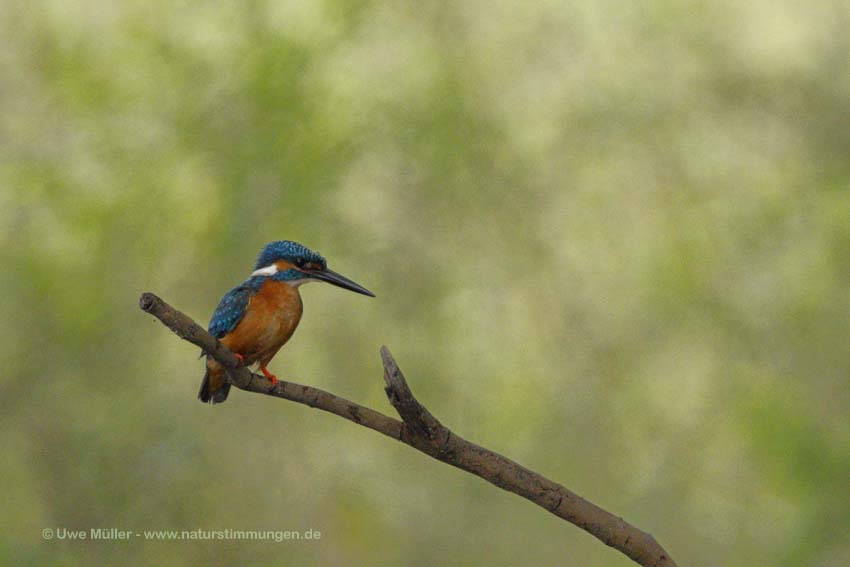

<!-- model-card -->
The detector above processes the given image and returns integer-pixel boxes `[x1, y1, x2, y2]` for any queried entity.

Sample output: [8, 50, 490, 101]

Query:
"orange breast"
[221, 279, 303, 366]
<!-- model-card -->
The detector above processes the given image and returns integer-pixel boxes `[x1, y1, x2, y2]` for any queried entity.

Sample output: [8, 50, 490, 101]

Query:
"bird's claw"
[260, 365, 278, 387]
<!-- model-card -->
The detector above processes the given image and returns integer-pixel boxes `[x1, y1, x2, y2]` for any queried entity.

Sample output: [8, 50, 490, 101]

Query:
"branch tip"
[139, 292, 159, 312]
[379, 345, 397, 373]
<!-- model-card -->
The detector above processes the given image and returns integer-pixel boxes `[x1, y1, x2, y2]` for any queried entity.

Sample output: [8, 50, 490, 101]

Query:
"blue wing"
[208, 280, 261, 338]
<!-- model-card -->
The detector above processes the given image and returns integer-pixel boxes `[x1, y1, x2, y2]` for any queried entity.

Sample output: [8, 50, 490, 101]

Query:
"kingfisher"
[199, 240, 374, 404]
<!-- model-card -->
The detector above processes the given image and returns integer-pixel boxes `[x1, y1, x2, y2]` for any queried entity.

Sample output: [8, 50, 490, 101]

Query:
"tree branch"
[139, 292, 678, 567]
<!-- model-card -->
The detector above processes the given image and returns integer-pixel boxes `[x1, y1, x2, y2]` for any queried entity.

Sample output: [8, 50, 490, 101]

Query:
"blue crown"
[254, 241, 327, 270]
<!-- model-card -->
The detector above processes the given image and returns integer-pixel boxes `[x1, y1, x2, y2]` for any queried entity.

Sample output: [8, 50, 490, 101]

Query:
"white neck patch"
[250, 264, 317, 287]
[251, 264, 279, 277]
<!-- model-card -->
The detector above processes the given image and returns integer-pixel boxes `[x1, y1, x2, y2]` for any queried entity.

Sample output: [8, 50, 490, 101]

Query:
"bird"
[199, 240, 374, 404]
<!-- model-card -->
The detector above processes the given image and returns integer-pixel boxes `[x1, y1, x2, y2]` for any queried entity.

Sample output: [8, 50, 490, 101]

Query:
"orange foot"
[260, 364, 278, 386]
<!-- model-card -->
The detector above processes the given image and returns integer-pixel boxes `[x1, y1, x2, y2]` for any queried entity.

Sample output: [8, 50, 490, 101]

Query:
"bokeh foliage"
[1, 1, 848, 565]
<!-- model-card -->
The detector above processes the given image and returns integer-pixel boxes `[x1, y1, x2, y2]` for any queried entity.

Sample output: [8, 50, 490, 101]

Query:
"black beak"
[310, 268, 375, 297]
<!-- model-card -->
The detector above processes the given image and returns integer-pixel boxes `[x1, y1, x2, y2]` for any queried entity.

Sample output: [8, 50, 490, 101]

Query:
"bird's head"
[251, 240, 375, 297]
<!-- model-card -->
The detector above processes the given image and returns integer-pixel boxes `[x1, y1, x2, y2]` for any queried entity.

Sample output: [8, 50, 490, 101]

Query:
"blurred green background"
[2, 1, 848, 565]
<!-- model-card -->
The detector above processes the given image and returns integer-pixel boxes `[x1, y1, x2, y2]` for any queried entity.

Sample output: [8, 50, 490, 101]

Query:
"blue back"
[208, 277, 264, 338]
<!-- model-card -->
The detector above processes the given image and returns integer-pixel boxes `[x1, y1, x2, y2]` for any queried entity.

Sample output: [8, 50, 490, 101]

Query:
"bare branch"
[140, 292, 678, 567]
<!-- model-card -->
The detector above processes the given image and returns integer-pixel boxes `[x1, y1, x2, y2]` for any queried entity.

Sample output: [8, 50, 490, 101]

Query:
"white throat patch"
[286, 278, 318, 288]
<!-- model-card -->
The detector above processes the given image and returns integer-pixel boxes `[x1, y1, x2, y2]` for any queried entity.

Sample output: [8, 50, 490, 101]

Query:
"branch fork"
[140, 292, 678, 567]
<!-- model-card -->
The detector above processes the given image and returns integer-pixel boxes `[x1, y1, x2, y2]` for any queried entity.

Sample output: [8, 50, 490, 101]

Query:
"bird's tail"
[198, 361, 230, 404]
